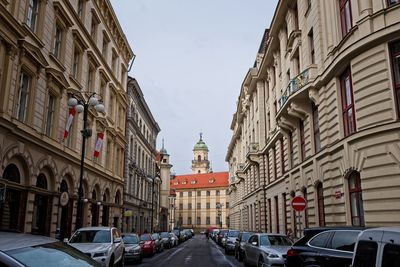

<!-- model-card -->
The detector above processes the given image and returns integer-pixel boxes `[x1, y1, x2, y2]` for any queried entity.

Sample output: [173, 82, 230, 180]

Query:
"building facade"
[171, 136, 229, 230]
[0, 0, 133, 239]
[158, 142, 173, 232]
[124, 77, 160, 234]
[226, 0, 400, 237]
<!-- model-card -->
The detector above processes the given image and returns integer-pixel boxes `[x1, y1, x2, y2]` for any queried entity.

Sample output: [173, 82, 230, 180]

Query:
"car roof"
[0, 232, 57, 251]
[76, 226, 114, 231]
[122, 233, 138, 236]
[358, 227, 400, 244]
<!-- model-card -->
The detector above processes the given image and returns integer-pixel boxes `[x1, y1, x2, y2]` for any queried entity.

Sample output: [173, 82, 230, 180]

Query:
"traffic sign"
[291, 196, 307, 212]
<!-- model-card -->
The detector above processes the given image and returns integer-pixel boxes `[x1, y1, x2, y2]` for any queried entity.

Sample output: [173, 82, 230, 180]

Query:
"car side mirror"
[63, 238, 69, 243]
[236, 238, 239, 241]
[114, 237, 122, 243]
[252, 241, 258, 246]
[139, 241, 144, 245]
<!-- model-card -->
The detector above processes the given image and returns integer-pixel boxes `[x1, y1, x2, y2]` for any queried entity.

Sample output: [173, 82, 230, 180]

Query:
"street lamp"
[216, 203, 224, 228]
[168, 195, 176, 230]
[68, 93, 105, 230]
[147, 175, 161, 233]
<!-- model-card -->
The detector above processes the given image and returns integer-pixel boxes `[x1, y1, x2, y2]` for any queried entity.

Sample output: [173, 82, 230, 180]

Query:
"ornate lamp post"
[68, 93, 105, 230]
[147, 175, 161, 233]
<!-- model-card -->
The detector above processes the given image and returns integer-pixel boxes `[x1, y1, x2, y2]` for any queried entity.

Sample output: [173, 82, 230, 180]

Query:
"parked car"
[243, 233, 293, 267]
[235, 231, 252, 261]
[152, 233, 164, 252]
[68, 226, 125, 267]
[160, 232, 173, 249]
[212, 229, 220, 242]
[0, 231, 100, 267]
[140, 233, 156, 257]
[169, 232, 179, 247]
[352, 227, 400, 267]
[217, 229, 229, 245]
[224, 230, 240, 254]
[286, 227, 364, 267]
[173, 229, 185, 243]
[122, 233, 142, 264]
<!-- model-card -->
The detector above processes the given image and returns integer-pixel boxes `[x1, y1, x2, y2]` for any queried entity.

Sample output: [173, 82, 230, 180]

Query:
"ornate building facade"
[226, 0, 400, 237]
[0, 0, 133, 239]
[171, 136, 229, 230]
[124, 77, 160, 234]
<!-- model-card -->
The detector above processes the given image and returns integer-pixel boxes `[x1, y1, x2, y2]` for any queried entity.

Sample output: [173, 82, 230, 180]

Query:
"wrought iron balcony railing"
[278, 68, 311, 109]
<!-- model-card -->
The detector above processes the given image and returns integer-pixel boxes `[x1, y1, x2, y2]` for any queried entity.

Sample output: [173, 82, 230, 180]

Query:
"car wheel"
[257, 256, 264, 267]
[109, 255, 114, 267]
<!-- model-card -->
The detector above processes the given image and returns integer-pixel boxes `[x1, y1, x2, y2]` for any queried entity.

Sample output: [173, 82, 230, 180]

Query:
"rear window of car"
[382, 243, 400, 267]
[309, 232, 331, 248]
[329, 231, 360, 252]
[260, 235, 292, 246]
[69, 230, 111, 243]
[241, 233, 251, 242]
[352, 241, 378, 267]
[140, 234, 151, 241]
[228, 231, 240, 237]
[122, 235, 139, 244]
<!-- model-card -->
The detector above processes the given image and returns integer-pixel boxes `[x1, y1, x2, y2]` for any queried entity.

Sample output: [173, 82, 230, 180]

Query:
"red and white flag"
[64, 107, 76, 139]
[94, 132, 104, 158]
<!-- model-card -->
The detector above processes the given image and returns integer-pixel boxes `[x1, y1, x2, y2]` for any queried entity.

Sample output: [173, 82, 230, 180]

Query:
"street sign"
[291, 196, 307, 212]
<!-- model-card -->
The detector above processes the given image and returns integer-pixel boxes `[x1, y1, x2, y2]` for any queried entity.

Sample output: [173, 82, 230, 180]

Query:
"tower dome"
[193, 133, 208, 151]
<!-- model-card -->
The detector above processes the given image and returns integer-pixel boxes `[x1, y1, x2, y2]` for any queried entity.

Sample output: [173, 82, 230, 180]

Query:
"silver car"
[68, 226, 125, 267]
[169, 232, 179, 247]
[243, 233, 293, 267]
[122, 233, 142, 263]
[224, 230, 240, 254]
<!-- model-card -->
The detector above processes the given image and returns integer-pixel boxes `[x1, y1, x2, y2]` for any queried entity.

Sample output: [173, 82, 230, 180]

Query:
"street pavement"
[127, 235, 242, 267]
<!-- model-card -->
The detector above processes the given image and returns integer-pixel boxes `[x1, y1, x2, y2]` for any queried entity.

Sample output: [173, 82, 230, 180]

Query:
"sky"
[111, 0, 278, 174]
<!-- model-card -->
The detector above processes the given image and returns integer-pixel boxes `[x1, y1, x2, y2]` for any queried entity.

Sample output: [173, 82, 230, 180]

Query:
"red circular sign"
[291, 196, 307, 212]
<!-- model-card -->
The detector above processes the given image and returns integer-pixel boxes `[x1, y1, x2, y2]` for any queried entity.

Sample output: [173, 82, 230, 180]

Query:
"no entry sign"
[291, 196, 307, 212]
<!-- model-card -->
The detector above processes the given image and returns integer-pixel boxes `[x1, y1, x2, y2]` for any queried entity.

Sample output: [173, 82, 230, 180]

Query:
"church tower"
[191, 133, 210, 174]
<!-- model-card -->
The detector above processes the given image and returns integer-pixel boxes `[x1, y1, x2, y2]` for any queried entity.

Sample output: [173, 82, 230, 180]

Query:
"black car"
[234, 231, 252, 261]
[286, 227, 365, 267]
[217, 229, 229, 246]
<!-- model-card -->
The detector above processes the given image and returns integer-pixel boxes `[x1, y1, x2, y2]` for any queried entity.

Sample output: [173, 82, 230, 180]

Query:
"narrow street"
[127, 235, 241, 267]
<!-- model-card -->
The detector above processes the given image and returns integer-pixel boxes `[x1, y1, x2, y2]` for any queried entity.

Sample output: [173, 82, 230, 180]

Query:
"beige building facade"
[0, 0, 133, 239]
[226, 0, 400, 237]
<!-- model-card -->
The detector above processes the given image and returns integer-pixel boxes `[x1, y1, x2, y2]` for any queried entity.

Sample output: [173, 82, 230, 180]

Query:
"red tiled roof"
[170, 172, 229, 190]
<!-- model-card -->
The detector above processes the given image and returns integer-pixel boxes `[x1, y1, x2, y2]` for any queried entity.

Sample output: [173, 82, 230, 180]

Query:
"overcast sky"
[111, 0, 278, 174]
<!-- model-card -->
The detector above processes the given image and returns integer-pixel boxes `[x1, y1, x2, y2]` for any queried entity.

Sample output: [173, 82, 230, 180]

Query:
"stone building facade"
[171, 137, 229, 230]
[124, 77, 160, 234]
[226, 0, 400, 237]
[0, 0, 133, 239]
[158, 142, 173, 231]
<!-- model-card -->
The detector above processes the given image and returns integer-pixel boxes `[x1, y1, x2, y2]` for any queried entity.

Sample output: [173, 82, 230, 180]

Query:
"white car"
[68, 226, 125, 267]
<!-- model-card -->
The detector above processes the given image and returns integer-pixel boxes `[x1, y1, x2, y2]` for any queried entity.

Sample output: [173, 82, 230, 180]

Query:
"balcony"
[278, 66, 317, 111]
[246, 142, 261, 164]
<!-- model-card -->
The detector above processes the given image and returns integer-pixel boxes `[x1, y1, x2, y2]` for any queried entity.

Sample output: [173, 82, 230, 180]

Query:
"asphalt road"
[127, 235, 242, 267]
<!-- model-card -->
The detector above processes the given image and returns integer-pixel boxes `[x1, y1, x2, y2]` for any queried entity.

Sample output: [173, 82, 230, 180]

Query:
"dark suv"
[286, 227, 365, 267]
[234, 232, 252, 261]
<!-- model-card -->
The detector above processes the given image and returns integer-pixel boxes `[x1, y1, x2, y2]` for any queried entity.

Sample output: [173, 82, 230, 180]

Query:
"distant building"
[158, 141, 173, 232]
[170, 136, 229, 230]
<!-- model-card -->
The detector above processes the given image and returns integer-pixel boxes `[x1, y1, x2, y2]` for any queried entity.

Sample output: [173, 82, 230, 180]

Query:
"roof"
[0, 232, 57, 251]
[170, 172, 229, 190]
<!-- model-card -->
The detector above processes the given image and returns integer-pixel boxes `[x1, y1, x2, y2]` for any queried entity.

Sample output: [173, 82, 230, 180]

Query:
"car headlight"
[93, 251, 108, 257]
[267, 253, 279, 258]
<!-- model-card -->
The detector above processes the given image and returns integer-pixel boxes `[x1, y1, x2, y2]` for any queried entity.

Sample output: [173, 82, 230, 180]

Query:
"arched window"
[316, 182, 325, 226]
[348, 172, 365, 226]
[115, 191, 121, 205]
[198, 155, 201, 162]
[3, 164, 20, 183]
[60, 180, 68, 193]
[36, 174, 47, 189]
[92, 189, 97, 201]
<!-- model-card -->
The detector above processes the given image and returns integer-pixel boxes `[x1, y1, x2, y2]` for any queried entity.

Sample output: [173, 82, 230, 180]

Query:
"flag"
[94, 132, 104, 158]
[64, 107, 76, 139]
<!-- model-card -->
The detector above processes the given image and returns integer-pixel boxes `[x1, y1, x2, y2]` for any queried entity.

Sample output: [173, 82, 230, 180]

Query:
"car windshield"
[173, 230, 180, 235]
[228, 231, 240, 237]
[260, 235, 293, 246]
[69, 230, 111, 243]
[242, 233, 251, 242]
[160, 232, 169, 238]
[152, 234, 159, 239]
[6, 241, 100, 267]
[140, 234, 151, 241]
[122, 235, 139, 244]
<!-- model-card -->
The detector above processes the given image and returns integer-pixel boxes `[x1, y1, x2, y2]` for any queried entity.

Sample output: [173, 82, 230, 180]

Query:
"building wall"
[0, 0, 132, 238]
[226, 0, 400, 237]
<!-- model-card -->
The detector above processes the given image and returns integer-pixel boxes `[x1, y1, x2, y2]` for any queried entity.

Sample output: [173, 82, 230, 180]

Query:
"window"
[339, 0, 352, 36]
[216, 216, 221, 225]
[312, 104, 321, 152]
[179, 203, 183, 210]
[109, 92, 115, 118]
[197, 155, 201, 161]
[188, 191, 192, 197]
[45, 94, 55, 137]
[206, 203, 210, 209]
[299, 120, 306, 161]
[216, 190, 220, 196]
[308, 29, 315, 64]
[100, 79, 106, 98]
[206, 217, 210, 225]
[273, 147, 277, 179]
[111, 50, 118, 74]
[197, 191, 201, 196]
[302, 188, 309, 228]
[352, 241, 378, 267]
[282, 193, 287, 234]
[329, 231, 359, 252]
[382, 244, 400, 267]
[91, 17, 98, 40]
[348, 171, 365, 226]
[289, 132, 294, 168]
[77, 0, 84, 19]
[268, 198, 272, 232]
[196, 217, 201, 225]
[280, 138, 285, 175]
[197, 203, 201, 209]
[87, 65, 95, 92]
[390, 42, 400, 116]
[53, 25, 62, 59]
[226, 202, 229, 208]
[316, 183, 325, 226]
[340, 68, 356, 136]
[17, 71, 31, 122]
[188, 203, 192, 210]
[206, 191, 210, 196]
[72, 48, 81, 79]
[309, 232, 330, 248]
[388, 0, 400, 6]
[102, 34, 109, 60]
[187, 217, 192, 225]
[274, 196, 279, 233]
[27, 0, 39, 31]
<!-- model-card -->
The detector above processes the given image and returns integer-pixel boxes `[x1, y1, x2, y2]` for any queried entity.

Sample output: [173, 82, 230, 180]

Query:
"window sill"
[21, 23, 45, 48]
[49, 54, 66, 72]
[69, 75, 83, 90]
